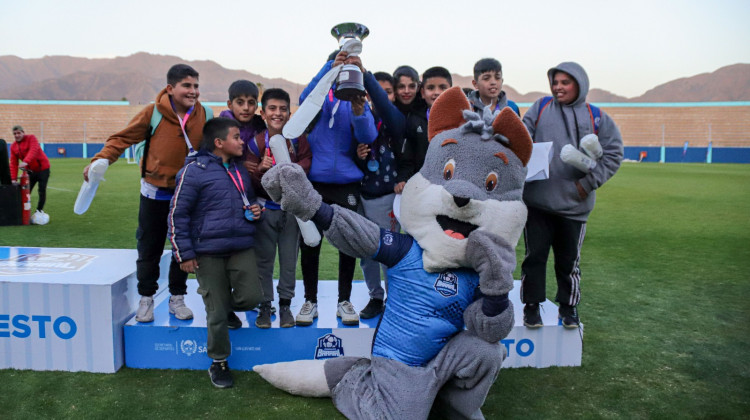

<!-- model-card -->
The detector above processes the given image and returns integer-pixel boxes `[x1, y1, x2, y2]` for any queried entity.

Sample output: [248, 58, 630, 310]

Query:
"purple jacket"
[169, 152, 259, 262]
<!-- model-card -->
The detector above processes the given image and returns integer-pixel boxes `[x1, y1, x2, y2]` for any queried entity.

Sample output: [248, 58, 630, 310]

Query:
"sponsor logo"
[314, 333, 344, 359]
[434, 271, 458, 297]
[383, 232, 394, 246]
[180, 339, 198, 356]
[0, 314, 77, 339]
[154, 342, 175, 352]
[500, 338, 535, 357]
[0, 252, 96, 276]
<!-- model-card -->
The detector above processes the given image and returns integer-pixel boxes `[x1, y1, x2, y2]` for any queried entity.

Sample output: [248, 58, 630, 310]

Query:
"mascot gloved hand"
[259, 87, 532, 420]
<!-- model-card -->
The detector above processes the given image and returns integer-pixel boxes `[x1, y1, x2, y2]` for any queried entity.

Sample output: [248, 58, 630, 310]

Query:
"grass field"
[1, 159, 749, 419]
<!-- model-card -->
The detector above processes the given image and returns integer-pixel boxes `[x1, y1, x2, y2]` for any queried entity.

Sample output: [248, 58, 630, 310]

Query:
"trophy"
[331, 22, 369, 101]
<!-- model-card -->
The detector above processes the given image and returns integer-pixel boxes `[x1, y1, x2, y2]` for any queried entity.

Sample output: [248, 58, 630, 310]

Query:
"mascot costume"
[256, 86, 532, 419]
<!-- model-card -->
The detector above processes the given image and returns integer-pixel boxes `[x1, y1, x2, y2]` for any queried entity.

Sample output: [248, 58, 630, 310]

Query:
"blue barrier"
[5, 143, 750, 164]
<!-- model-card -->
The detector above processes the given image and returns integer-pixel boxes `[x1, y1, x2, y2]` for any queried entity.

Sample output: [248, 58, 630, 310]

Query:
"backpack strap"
[587, 103, 601, 135]
[534, 96, 554, 128]
[140, 105, 163, 178]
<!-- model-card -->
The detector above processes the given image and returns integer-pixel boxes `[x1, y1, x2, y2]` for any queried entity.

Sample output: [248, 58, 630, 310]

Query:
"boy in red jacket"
[10, 125, 51, 221]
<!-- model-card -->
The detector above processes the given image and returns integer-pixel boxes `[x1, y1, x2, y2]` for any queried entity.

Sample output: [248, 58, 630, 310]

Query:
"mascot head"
[400, 86, 532, 272]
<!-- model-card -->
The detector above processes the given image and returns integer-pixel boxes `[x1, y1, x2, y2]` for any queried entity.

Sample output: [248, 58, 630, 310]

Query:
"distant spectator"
[10, 126, 50, 220]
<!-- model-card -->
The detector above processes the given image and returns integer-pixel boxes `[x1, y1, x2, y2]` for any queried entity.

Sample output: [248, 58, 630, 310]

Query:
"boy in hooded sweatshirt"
[520, 62, 623, 329]
[83, 64, 211, 324]
[294, 50, 378, 327]
[467, 58, 520, 116]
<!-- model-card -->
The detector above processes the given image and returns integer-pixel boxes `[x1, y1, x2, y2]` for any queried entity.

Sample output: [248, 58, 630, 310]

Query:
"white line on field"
[48, 187, 75, 192]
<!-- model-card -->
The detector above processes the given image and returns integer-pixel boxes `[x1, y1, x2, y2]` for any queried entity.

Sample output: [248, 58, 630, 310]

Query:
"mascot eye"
[485, 172, 498, 191]
[443, 159, 456, 180]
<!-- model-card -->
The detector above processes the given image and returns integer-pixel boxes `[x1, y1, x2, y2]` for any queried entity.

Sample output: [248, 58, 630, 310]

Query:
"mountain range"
[0, 52, 748, 103]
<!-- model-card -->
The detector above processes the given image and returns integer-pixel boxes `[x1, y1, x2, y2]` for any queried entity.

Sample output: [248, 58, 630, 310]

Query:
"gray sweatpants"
[358, 193, 400, 300]
[325, 331, 504, 420]
[255, 208, 300, 303]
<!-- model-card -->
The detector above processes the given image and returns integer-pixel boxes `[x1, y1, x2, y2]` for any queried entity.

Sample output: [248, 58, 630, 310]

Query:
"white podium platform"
[124, 280, 582, 371]
[0, 246, 170, 373]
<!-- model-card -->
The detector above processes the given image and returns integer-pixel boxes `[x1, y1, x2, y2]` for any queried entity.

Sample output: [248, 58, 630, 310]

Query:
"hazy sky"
[1, 0, 748, 98]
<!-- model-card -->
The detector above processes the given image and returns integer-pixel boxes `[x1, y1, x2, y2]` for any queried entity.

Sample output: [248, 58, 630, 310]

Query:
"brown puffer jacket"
[93, 88, 209, 188]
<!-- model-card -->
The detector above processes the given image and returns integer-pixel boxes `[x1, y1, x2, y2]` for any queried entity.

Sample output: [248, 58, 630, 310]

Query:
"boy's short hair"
[373, 72, 395, 86]
[228, 80, 260, 101]
[260, 88, 290, 111]
[200, 117, 240, 152]
[422, 66, 452, 86]
[167, 64, 199, 86]
[328, 50, 340, 62]
[473, 58, 502, 81]
[12, 125, 24, 132]
[393, 65, 419, 83]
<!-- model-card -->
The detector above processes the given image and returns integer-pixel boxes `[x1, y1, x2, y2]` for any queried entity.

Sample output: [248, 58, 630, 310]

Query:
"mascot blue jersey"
[372, 230, 480, 366]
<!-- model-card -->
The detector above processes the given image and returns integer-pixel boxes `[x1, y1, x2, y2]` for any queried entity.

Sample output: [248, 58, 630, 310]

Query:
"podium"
[0, 246, 169, 372]
[124, 280, 582, 370]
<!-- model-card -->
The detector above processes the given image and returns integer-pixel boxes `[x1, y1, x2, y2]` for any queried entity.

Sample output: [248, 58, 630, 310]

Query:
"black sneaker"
[523, 303, 543, 328]
[208, 360, 233, 388]
[279, 305, 295, 328]
[255, 302, 272, 329]
[227, 312, 242, 329]
[559, 304, 580, 329]
[359, 298, 384, 319]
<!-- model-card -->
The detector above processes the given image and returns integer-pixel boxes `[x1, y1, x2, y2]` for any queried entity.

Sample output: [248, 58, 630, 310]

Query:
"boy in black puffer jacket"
[168, 118, 264, 388]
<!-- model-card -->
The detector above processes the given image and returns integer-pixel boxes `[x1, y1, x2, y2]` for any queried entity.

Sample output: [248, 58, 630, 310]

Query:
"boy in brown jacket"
[83, 64, 212, 323]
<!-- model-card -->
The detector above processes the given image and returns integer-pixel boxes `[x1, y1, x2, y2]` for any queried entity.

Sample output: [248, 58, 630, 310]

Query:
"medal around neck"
[367, 159, 379, 172]
[245, 208, 256, 221]
[331, 22, 368, 101]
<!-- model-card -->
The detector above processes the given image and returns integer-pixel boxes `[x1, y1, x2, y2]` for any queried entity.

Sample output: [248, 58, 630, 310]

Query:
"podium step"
[124, 280, 582, 370]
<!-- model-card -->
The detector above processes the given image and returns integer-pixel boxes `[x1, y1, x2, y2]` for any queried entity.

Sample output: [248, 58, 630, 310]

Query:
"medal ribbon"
[264, 131, 276, 165]
[226, 164, 251, 208]
[171, 98, 196, 154]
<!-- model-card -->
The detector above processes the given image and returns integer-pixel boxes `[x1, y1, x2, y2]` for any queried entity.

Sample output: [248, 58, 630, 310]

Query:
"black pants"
[300, 181, 360, 303]
[28, 168, 50, 211]
[135, 195, 188, 297]
[520, 206, 586, 306]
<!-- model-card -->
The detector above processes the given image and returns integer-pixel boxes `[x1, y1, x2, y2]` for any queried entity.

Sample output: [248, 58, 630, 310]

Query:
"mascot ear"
[492, 107, 533, 167]
[428, 86, 471, 141]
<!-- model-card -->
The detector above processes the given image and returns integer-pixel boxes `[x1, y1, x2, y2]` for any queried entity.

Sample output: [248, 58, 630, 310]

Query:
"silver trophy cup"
[331, 22, 369, 101]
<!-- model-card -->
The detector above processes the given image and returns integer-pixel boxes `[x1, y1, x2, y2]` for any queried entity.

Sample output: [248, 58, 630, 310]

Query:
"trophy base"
[334, 84, 366, 101]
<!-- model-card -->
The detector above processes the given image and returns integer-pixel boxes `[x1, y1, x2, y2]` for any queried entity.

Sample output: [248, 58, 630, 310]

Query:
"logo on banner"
[434, 271, 458, 297]
[314, 333, 344, 359]
[0, 252, 97, 275]
[180, 339, 198, 356]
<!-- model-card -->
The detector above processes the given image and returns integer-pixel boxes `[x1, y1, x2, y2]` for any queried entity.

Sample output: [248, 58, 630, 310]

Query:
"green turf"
[1, 160, 749, 418]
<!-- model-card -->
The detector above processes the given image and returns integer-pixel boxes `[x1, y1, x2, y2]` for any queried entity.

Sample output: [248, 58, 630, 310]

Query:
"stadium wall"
[2, 100, 750, 163]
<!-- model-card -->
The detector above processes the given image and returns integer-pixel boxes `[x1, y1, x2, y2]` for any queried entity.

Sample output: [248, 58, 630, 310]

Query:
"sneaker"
[359, 298, 384, 319]
[337, 300, 360, 325]
[169, 295, 194, 320]
[559, 304, 580, 329]
[255, 302, 272, 329]
[523, 303, 543, 328]
[208, 360, 233, 388]
[279, 305, 295, 328]
[135, 295, 154, 323]
[296, 301, 318, 326]
[227, 312, 242, 329]
[253, 303, 276, 315]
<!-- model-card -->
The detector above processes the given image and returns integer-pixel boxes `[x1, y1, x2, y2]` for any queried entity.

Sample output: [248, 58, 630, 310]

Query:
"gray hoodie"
[522, 62, 623, 221]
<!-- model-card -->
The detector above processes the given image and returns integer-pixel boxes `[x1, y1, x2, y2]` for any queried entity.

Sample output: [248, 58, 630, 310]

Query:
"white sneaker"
[296, 301, 318, 326]
[169, 295, 194, 320]
[135, 296, 154, 323]
[337, 300, 359, 325]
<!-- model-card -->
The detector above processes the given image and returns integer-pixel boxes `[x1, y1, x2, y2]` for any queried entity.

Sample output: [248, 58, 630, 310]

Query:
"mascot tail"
[254, 360, 331, 397]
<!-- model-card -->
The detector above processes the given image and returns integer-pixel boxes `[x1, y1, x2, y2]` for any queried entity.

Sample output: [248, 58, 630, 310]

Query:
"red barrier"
[20, 169, 30, 225]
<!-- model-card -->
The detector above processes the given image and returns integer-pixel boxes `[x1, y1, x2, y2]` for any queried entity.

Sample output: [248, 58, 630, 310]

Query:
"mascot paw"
[261, 163, 322, 221]
[466, 230, 515, 295]
[254, 360, 331, 397]
[464, 299, 514, 344]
